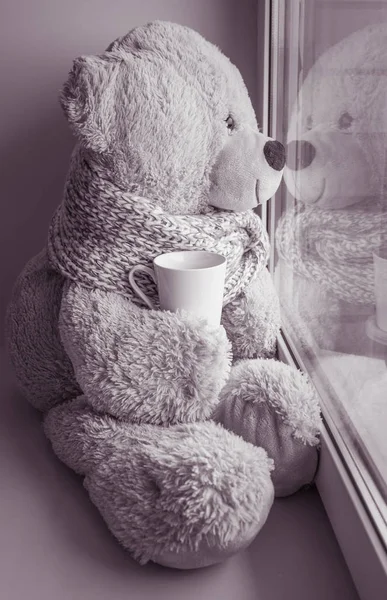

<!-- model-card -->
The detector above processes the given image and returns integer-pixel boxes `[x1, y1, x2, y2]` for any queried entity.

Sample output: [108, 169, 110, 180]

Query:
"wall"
[0, 0, 259, 331]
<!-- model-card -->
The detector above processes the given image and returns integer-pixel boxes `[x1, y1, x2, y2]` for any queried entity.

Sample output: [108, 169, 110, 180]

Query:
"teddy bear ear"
[60, 55, 115, 153]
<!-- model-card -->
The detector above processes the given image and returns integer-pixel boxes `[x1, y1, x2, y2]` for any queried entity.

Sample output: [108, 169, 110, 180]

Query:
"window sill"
[278, 333, 387, 600]
[317, 349, 387, 492]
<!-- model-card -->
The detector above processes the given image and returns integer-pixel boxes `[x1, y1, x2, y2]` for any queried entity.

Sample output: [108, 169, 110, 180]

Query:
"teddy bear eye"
[338, 112, 354, 130]
[225, 115, 235, 132]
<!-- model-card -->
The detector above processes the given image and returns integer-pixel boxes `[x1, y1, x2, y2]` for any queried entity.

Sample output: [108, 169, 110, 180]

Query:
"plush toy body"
[7, 22, 320, 569]
[277, 23, 387, 355]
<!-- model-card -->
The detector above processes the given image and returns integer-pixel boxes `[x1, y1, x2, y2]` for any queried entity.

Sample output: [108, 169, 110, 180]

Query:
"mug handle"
[128, 265, 157, 310]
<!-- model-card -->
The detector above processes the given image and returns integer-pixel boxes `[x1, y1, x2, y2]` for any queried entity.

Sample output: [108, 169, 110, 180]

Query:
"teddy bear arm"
[221, 268, 281, 360]
[59, 281, 232, 424]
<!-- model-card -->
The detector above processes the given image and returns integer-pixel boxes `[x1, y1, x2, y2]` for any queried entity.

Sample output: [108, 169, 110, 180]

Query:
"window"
[264, 0, 387, 594]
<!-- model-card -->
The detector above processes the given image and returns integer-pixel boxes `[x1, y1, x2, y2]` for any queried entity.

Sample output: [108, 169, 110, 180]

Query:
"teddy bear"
[6, 21, 321, 569]
[275, 22, 387, 357]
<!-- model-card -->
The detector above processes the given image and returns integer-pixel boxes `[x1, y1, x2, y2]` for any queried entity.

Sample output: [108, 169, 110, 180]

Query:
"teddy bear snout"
[263, 140, 286, 171]
[286, 140, 316, 171]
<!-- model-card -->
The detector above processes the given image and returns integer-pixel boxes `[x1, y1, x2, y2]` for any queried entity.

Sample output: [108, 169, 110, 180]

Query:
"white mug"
[128, 251, 227, 327]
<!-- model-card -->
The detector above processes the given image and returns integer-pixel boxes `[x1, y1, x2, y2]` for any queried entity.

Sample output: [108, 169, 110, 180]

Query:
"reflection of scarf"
[47, 151, 269, 307]
[276, 200, 387, 304]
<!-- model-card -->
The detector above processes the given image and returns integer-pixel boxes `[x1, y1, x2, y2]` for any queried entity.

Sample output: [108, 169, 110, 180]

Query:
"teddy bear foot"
[214, 359, 322, 497]
[152, 517, 266, 569]
[44, 396, 274, 569]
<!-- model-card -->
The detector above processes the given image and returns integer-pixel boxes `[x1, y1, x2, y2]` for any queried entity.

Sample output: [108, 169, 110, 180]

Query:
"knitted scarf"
[276, 200, 387, 305]
[47, 153, 269, 308]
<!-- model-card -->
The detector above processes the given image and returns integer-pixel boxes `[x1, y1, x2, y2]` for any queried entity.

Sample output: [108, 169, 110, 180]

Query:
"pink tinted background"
[0, 0, 261, 332]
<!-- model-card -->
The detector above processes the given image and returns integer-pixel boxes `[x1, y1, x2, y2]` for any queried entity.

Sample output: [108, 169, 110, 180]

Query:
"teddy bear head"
[284, 22, 387, 210]
[60, 20, 285, 215]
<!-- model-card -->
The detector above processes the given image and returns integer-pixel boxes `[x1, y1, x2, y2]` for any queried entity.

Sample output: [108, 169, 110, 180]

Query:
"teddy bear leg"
[214, 359, 322, 497]
[44, 396, 275, 569]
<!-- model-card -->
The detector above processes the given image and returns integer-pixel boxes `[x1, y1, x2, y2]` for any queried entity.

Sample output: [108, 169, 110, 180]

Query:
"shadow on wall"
[0, 112, 74, 325]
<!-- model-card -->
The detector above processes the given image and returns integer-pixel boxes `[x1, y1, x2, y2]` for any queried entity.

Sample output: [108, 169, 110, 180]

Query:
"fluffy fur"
[59, 281, 232, 424]
[44, 396, 274, 567]
[60, 22, 258, 215]
[6, 249, 81, 411]
[221, 268, 281, 359]
[6, 21, 321, 568]
[213, 359, 320, 496]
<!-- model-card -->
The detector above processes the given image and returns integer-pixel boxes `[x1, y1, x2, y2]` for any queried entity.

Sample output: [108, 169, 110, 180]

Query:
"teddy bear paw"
[214, 358, 322, 497]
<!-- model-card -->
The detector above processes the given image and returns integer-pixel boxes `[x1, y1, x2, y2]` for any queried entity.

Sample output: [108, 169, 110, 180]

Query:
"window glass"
[269, 0, 387, 517]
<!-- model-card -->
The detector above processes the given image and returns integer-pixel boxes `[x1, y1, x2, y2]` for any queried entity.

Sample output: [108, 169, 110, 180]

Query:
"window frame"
[258, 1, 387, 598]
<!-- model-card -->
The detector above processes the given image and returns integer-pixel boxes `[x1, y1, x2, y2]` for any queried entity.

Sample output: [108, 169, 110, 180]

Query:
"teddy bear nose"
[263, 140, 286, 171]
[286, 140, 316, 170]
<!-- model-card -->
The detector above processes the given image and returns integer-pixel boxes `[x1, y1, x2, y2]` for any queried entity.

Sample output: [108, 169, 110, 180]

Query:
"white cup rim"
[154, 250, 226, 272]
